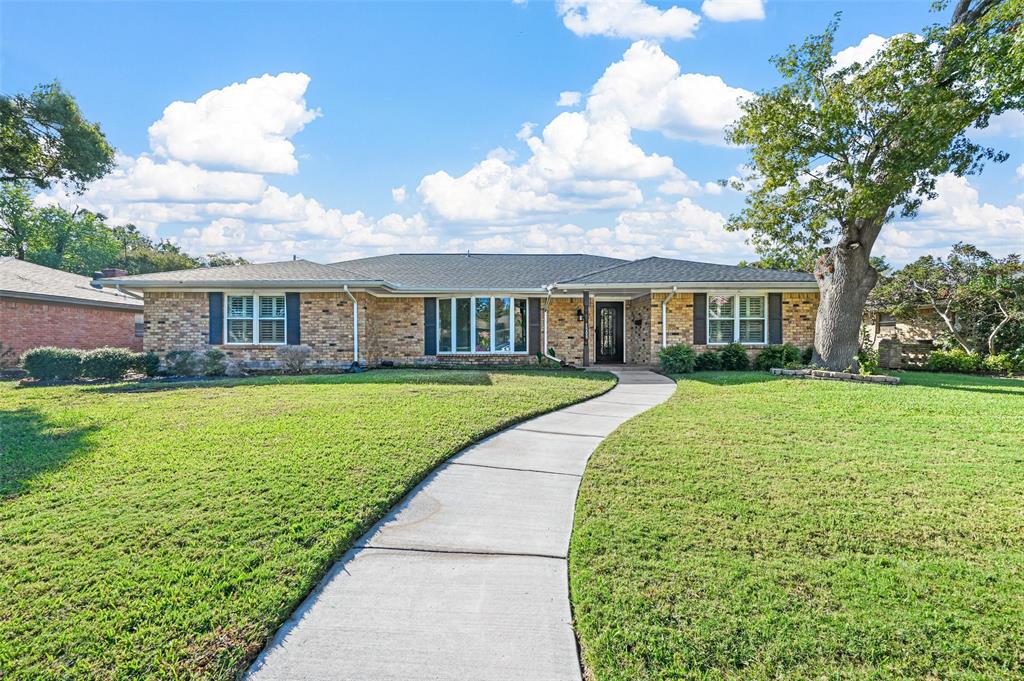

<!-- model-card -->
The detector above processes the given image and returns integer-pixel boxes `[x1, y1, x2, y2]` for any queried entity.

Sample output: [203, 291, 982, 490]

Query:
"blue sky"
[3, 0, 1022, 265]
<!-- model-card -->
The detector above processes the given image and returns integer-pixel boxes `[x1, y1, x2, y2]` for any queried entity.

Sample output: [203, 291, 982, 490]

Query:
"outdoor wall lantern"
[576, 308, 584, 322]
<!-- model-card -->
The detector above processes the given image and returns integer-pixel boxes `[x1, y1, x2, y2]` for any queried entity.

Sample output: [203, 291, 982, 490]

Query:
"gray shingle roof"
[104, 259, 381, 286]
[331, 253, 628, 290]
[0, 258, 142, 309]
[557, 256, 816, 285]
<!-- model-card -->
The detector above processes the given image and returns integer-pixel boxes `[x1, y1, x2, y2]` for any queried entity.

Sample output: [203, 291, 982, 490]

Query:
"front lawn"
[0, 369, 613, 679]
[571, 372, 1024, 680]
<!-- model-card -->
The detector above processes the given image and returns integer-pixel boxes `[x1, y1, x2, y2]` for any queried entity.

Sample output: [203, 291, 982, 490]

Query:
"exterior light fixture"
[576, 307, 584, 322]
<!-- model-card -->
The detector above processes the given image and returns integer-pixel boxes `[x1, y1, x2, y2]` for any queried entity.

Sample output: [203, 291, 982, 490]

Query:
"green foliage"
[201, 349, 228, 377]
[926, 348, 983, 373]
[658, 344, 696, 374]
[719, 343, 751, 370]
[753, 343, 803, 371]
[981, 352, 1016, 375]
[0, 81, 115, 192]
[135, 351, 160, 377]
[275, 344, 311, 373]
[571, 371, 1024, 680]
[20, 347, 82, 380]
[871, 243, 1024, 355]
[857, 347, 881, 375]
[0, 370, 613, 677]
[801, 345, 814, 365]
[164, 350, 200, 376]
[694, 350, 723, 371]
[80, 347, 137, 380]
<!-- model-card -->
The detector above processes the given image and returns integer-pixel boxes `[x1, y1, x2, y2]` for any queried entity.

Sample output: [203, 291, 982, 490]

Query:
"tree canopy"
[724, 0, 1023, 369]
[0, 81, 115, 193]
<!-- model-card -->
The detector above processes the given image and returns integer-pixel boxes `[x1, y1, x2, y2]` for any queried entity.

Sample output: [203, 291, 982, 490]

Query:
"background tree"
[872, 243, 1024, 355]
[0, 81, 115, 192]
[0, 181, 35, 259]
[725, 0, 1023, 370]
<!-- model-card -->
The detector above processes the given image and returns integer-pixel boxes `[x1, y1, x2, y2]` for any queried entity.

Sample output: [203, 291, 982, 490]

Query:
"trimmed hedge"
[720, 343, 751, 371]
[81, 347, 137, 380]
[201, 349, 228, 376]
[135, 351, 161, 377]
[695, 350, 723, 371]
[926, 348, 983, 373]
[658, 344, 696, 373]
[753, 344, 802, 371]
[21, 347, 83, 380]
[164, 350, 201, 376]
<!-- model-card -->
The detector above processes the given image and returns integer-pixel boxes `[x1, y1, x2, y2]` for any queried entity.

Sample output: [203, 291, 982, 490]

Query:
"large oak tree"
[725, 0, 1023, 370]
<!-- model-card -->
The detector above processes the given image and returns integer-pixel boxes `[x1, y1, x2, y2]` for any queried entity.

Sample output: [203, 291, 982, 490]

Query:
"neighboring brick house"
[99, 254, 820, 369]
[0, 258, 144, 367]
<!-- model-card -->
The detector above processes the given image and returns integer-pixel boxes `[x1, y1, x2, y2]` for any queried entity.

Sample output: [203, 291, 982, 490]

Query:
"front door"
[595, 302, 624, 364]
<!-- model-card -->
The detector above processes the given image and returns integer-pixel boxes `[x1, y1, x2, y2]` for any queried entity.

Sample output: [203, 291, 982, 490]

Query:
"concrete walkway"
[246, 369, 676, 681]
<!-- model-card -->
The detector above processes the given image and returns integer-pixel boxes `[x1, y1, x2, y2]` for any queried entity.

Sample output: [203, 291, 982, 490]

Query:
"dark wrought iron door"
[595, 302, 624, 363]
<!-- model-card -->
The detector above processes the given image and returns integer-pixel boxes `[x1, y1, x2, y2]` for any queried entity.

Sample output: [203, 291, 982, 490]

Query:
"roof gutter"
[343, 285, 361, 367]
[661, 286, 677, 349]
[96, 278, 388, 289]
[555, 281, 819, 291]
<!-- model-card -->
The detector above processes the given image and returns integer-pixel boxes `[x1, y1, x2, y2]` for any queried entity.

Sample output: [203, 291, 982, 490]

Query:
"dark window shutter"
[528, 298, 541, 354]
[208, 292, 223, 345]
[692, 293, 707, 345]
[424, 297, 437, 355]
[286, 292, 301, 345]
[768, 293, 783, 344]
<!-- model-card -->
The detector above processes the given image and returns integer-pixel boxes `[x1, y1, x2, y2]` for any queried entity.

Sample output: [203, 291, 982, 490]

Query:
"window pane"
[455, 298, 471, 352]
[227, 318, 253, 343]
[709, 319, 733, 344]
[259, 319, 285, 344]
[438, 299, 452, 352]
[227, 295, 253, 318]
[708, 294, 734, 319]
[494, 297, 511, 352]
[260, 295, 285, 318]
[739, 296, 764, 319]
[514, 299, 528, 352]
[475, 297, 491, 352]
[739, 319, 765, 344]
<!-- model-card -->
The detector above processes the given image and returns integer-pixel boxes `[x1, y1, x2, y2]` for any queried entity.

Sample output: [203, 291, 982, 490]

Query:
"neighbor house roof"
[0, 257, 143, 310]
[556, 256, 817, 287]
[331, 253, 628, 290]
[97, 253, 817, 291]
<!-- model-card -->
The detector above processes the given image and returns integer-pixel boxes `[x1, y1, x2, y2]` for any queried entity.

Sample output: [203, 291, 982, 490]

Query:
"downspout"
[661, 286, 678, 348]
[542, 285, 562, 365]
[343, 285, 360, 365]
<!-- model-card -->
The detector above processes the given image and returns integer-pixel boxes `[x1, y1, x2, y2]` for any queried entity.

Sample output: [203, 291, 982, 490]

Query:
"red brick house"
[98, 254, 819, 370]
[0, 258, 144, 367]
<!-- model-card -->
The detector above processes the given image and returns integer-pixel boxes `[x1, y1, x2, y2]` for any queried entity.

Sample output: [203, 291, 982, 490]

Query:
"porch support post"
[582, 290, 590, 367]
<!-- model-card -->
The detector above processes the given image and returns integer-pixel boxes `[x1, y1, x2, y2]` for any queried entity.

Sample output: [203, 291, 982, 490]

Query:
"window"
[707, 293, 767, 345]
[437, 296, 529, 354]
[134, 314, 144, 337]
[225, 294, 286, 345]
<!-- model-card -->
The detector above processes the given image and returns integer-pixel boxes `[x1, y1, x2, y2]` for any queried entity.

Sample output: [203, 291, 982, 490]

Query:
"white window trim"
[437, 296, 530, 355]
[224, 293, 287, 346]
[707, 292, 768, 346]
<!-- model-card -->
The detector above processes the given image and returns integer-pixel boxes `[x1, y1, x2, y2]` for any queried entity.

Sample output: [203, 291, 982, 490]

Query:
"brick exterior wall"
[0, 296, 142, 367]
[140, 289, 820, 370]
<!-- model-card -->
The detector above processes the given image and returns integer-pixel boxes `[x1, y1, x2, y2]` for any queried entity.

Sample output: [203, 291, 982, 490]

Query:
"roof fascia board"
[98, 279, 389, 289]
[555, 281, 818, 291]
[0, 290, 143, 311]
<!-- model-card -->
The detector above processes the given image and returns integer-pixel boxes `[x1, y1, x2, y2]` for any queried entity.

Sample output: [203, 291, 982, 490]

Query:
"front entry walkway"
[246, 370, 676, 681]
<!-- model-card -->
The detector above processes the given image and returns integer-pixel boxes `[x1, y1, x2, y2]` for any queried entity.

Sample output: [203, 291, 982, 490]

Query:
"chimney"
[92, 268, 129, 289]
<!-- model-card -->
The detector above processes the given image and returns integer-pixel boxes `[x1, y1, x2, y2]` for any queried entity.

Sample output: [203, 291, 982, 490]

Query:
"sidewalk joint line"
[447, 461, 583, 478]
[515, 428, 605, 438]
[356, 545, 567, 561]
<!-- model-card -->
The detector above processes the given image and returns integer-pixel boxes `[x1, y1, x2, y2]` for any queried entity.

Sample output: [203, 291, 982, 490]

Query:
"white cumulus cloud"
[831, 34, 890, 72]
[148, 72, 320, 175]
[557, 91, 582, 107]
[557, 0, 700, 40]
[392, 185, 407, 203]
[701, 0, 764, 22]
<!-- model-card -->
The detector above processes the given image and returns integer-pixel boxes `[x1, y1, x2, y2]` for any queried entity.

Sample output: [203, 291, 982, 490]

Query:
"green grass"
[570, 372, 1024, 680]
[0, 369, 613, 679]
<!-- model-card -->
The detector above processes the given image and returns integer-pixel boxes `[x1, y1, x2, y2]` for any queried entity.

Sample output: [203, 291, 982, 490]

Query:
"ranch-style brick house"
[99, 253, 820, 369]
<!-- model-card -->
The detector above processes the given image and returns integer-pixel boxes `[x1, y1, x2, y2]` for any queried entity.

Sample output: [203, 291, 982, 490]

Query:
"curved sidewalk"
[246, 369, 676, 681]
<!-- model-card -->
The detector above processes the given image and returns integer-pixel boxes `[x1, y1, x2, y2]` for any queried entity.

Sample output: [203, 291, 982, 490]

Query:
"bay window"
[225, 294, 286, 344]
[707, 293, 767, 345]
[437, 296, 529, 354]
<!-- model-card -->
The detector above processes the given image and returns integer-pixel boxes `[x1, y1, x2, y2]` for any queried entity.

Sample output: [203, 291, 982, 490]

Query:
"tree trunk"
[812, 231, 879, 371]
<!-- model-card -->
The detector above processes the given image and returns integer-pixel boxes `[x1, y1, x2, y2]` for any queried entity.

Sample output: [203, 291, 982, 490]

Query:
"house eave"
[0, 289, 143, 311]
[553, 281, 819, 291]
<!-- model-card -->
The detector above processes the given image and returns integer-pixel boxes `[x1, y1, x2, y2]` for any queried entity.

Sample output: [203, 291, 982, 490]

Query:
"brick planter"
[770, 367, 900, 385]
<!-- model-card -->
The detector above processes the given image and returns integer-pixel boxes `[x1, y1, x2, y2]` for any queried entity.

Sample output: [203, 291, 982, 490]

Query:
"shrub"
[720, 343, 751, 371]
[658, 344, 696, 373]
[21, 347, 83, 380]
[81, 347, 137, 380]
[801, 345, 814, 365]
[753, 344, 802, 371]
[857, 348, 881, 376]
[982, 352, 1015, 375]
[276, 344, 312, 373]
[926, 348, 982, 373]
[694, 350, 723, 371]
[164, 350, 200, 376]
[201, 349, 228, 376]
[135, 351, 161, 377]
